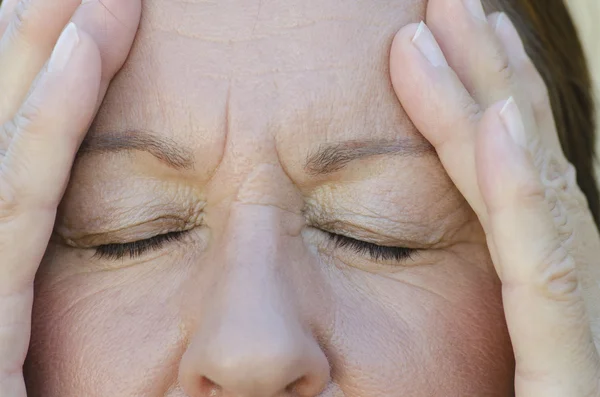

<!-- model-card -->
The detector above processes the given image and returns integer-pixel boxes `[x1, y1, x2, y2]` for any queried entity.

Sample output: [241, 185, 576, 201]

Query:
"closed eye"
[93, 229, 415, 263]
[93, 231, 188, 260]
[325, 231, 417, 262]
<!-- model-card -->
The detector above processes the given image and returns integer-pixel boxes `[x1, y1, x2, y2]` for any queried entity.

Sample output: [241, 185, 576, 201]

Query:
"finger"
[73, 0, 141, 103]
[426, 0, 512, 106]
[426, 0, 539, 153]
[488, 11, 564, 156]
[0, 23, 101, 291]
[0, 0, 82, 121]
[477, 98, 600, 396]
[390, 22, 489, 225]
[0, 0, 141, 123]
[0, 23, 100, 397]
[0, 0, 19, 36]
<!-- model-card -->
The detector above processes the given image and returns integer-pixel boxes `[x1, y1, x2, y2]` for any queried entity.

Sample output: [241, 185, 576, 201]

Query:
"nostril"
[285, 375, 322, 396]
[285, 376, 304, 393]
[198, 376, 221, 396]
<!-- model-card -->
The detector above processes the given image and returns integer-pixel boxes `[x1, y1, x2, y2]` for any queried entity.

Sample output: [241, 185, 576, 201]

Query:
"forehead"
[92, 0, 426, 160]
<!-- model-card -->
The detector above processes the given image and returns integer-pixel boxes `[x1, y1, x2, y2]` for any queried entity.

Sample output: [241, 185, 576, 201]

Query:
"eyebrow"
[77, 132, 432, 174]
[304, 138, 435, 175]
[78, 130, 195, 170]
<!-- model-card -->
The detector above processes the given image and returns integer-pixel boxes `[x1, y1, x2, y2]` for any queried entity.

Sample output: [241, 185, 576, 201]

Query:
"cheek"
[26, 244, 514, 396]
[325, 253, 514, 396]
[25, 260, 188, 397]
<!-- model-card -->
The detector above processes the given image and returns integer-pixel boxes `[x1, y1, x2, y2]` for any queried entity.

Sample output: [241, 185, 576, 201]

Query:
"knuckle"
[546, 191, 576, 245]
[493, 49, 515, 85]
[545, 190, 569, 228]
[540, 151, 578, 193]
[0, 121, 16, 151]
[10, 0, 36, 41]
[534, 244, 581, 302]
[461, 97, 483, 125]
[514, 169, 546, 206]
[0, 166, 22, 221]
[15, 101, 42, 131]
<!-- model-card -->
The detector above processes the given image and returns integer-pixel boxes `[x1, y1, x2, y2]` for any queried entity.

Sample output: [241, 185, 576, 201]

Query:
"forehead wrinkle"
[139, 0, 422, 78]
[273, 54, 421, 166]
[143, 0, 415, 42]
[102, 0, 427, 176]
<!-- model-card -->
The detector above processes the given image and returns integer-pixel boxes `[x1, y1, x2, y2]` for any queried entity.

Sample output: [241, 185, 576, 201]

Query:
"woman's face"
[25, 0, 515, 395]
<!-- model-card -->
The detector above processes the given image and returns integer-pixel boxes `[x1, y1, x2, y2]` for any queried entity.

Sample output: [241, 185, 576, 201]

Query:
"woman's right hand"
[0, 0, 140, 395]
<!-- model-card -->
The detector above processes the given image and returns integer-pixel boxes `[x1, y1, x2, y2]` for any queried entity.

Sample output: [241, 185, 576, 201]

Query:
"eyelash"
[93, 231, 187, 260]
[93, 229, 415, 263]
[326, 232, 416, 262]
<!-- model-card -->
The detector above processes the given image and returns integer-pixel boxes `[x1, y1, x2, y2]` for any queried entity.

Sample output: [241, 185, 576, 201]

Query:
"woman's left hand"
[390, 0, 600, 395]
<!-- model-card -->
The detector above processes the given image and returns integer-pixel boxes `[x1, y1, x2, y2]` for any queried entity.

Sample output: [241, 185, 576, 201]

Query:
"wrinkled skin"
[2, 0, 599, 395]
[23, 0, 514, 395]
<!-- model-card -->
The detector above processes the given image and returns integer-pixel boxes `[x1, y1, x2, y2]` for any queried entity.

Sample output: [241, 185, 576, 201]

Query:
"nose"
[178, 204, 331, 397]
[181, 314, 330, 397]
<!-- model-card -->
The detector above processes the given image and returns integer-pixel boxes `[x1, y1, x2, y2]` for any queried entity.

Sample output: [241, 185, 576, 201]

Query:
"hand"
[0, 0, 140, 395]
[390, 0, 600, 395]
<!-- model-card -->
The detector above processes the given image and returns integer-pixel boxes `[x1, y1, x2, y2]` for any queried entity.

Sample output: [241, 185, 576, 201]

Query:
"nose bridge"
[217, 199, 298, 328]
[233, 162, 305, 214]
[221, 162, 306, 288]
[210, 162, 307, 345]
[215, 161, 307, 297]
[178, 164, 330, 397]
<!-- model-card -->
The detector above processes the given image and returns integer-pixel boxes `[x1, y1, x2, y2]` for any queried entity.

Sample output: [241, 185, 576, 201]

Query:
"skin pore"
[24, 0, 514, 395]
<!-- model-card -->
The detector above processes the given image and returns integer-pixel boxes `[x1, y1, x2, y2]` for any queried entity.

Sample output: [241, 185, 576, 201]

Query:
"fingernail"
[500, 97, 528, 149]
[412, 21, 448, 68]
[81, 0, 93, 4]
[463, 0, 487, 21]
[494, 12, 507, 33]
[495, 12, 528, 59]
[48, 23, 79, 73]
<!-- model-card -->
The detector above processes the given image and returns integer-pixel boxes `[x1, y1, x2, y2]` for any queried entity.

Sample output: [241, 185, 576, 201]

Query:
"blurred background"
[566, 0, 600, 175]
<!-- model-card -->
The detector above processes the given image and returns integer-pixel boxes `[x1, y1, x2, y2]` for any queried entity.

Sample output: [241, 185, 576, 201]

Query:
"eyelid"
[304, 192, 455, 249]
[315, 229, 422, 271]
[56, 215, 202, 249]
[93, 230, 189, 260]
[311, 219, 427, 250]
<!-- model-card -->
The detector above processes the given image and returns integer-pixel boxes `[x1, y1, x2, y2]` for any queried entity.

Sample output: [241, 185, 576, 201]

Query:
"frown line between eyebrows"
[77, 131, 433, 175]
[305, 138, 435, 175]
[77, 130, 195, 170]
